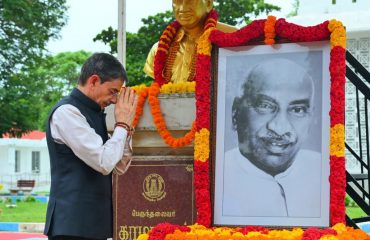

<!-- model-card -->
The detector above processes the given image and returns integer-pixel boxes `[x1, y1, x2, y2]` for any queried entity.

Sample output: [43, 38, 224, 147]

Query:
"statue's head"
[172, 0, 213, 30]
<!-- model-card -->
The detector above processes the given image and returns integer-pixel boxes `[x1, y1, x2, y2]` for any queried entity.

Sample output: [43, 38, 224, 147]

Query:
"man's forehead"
[249, 74, 313, 89]
[246, 91, 313, 107]
[103, 79, 123, 89]
[245, 64, 313, 96]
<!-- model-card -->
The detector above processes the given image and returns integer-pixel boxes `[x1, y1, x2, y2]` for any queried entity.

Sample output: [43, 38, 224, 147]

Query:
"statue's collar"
[176, 28, 202, 43]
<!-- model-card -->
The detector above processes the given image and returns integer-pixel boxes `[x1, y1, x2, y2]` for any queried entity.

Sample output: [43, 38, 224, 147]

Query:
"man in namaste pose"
[44, 53, 138, 240]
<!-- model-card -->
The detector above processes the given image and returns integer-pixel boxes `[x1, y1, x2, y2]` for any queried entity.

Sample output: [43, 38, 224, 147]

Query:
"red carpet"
[0, 232, 47, 240]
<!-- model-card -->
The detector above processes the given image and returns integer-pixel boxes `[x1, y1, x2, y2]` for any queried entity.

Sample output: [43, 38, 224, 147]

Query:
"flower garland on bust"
[136, 14, 351, 240]
[133, 11, 219, 148]
[148, 83, 196, 148]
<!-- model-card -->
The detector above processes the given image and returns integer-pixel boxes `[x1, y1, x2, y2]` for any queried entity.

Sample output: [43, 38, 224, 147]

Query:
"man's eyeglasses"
[110, 90, 119, 98]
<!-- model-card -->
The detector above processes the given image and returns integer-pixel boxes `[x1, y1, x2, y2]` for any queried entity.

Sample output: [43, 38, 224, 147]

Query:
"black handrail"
[346, 51, 370, 84]
[345, 143, 368, 169]
[346, 66, 370, 98]
[346, 172, 370, 214]
[345, 50, 370, 227]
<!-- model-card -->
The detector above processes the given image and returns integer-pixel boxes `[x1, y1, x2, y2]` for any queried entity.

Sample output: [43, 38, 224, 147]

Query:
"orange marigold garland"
[264, 15, 276, 45]
[131, 82, 196, 128]
[147, 83, 196, 148]
[140, 223, 369, 239]
[132, 86, 149, 128]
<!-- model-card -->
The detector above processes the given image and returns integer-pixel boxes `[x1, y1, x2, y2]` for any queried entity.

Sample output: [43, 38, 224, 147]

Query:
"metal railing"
[345, 50, 370, 227]
[0, 172, 51, 192]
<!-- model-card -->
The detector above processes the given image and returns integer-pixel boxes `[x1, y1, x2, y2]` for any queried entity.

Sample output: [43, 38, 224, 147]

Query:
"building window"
[32, 151, 40, 174]
[15, 150, 20, 173]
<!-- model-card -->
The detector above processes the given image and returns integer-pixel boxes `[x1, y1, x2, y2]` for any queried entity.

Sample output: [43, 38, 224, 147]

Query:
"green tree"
[35, 51, 91, 130]
[286, 0, 300, 18]
[214, 0, 280, 25]
[0, 67, 44, 138]
[94, 1, 279, 86]
[0, 0, 67, 137]
[94, 11, 174, 86]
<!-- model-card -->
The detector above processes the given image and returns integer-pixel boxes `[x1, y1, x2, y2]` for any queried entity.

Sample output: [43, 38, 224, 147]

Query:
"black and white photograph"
[213, 41, 331, 227]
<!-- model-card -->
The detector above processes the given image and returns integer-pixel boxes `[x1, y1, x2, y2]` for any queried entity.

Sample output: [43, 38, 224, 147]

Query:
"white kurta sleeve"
[50, 104, 128, 175]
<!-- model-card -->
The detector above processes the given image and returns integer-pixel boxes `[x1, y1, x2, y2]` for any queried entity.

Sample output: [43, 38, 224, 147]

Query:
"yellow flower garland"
[332, 222, 347, 234]
[137, 234, 148, 240]
[131, 84, 148, 95]
[160, 81, 195, 94]
[330, 124, 345, 157]
[197, 28, 215, 56]
[328, 19, 346, 49]
[194, 128, 210, 162]
[327, 19, 346, 159]
[131, 82, 196, 95]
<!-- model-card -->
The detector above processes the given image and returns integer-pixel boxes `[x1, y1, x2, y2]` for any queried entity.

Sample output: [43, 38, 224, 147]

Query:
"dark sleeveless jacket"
[44, 88, 112, 239]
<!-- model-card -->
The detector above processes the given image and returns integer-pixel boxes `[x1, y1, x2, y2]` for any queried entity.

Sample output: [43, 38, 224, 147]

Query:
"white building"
[0, 131, 50, 193]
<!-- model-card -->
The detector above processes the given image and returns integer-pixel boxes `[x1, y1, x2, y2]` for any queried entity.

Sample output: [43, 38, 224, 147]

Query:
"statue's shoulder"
[216, 22, 238, 33]
[143, 42, 159, 78]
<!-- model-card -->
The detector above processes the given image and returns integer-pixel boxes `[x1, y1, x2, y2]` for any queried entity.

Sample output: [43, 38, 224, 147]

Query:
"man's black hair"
[78, 53, 128, 85]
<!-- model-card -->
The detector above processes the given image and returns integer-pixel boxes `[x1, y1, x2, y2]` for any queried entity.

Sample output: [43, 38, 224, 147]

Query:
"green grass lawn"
[346, 206, 367, 219]
[0, 201, 47, 222]
[0, 200, 367, 223]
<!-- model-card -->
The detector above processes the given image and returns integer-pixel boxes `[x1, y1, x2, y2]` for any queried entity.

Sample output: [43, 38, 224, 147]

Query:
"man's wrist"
[115, 122, 135, 136]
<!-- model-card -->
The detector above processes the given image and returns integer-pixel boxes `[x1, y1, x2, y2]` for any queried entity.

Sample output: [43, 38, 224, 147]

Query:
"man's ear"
[206, 0, 213, 12]
[86, 74, 100, 87]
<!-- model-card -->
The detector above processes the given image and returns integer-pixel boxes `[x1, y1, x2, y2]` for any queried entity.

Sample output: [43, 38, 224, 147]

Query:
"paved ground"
[0, 232, 47, 240]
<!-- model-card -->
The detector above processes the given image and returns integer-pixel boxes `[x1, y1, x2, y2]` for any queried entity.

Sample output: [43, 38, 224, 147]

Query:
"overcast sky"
[46, 0, 294, 54]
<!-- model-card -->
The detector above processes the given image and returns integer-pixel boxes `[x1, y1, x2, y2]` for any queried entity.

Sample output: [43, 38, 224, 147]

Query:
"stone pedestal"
[106, 93, 196, 240]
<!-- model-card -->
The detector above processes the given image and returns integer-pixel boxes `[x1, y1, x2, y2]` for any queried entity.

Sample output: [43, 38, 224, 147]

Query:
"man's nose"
[266, 111, 293, 137]
[111, 96, 118, 104]
[175, 0, 187, 11]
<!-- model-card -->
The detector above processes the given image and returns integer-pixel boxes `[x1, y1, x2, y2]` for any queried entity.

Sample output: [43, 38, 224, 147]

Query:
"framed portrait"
[212, 41, 331, 227]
